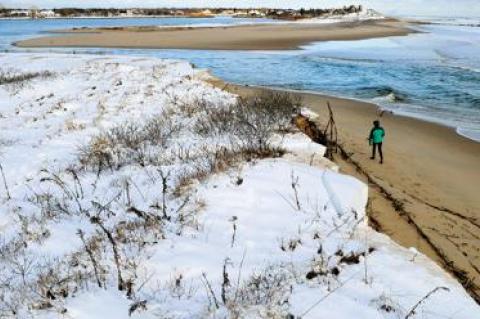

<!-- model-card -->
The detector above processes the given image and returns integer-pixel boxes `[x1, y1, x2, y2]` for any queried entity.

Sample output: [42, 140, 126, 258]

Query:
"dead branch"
[201, 273, 219, 309]
[290, 171, 301, 211]
[221, 258, 231, 304]
[77, 229, 103, 288]
[404, 286, 450, 318]
[230, 216, 238, 248]
[0, 162, 11, 200]
[92, 217, 125, 292]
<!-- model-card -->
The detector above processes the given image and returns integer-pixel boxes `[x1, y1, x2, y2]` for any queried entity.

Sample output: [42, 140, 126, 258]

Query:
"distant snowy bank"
[0, 53, 478, 318]
[296, 8, 384, 24]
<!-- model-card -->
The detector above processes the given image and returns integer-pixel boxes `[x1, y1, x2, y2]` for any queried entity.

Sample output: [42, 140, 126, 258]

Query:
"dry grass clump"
[0, 69, 55, 86]
[79, 112, 180, 171]
[81, 91, 297, 175]
[236, 265, 293, 309]
[195, 90, 300, 152]
[237, 90, 301, 133]
[209, 263, 295, 318]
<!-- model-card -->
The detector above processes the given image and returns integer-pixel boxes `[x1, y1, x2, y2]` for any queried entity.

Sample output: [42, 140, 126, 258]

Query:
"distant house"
[220, 9, 235, 16]
[247, 9, 265, 17]
[38, 10, 56, 18]
[231, 9, 250, 17]
[28, 6, 40, 18]
[10, 9, 29, 17]
[189, 9, 214, 18]
[130, 9, 143, 16]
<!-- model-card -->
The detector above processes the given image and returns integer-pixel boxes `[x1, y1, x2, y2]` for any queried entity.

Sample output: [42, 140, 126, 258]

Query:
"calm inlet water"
[1, 17, 479, 141]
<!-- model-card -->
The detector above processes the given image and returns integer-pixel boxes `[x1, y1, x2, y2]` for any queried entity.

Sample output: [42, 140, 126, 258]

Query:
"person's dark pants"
[371, 142, 383, 162]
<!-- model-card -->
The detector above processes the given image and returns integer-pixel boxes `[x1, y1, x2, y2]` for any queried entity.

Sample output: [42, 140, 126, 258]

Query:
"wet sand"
[213, 81, 480, 302]
[15, 19, 413, 50]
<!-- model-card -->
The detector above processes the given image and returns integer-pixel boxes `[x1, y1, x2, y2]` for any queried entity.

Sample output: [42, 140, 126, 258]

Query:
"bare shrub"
[81, 91, 296, 175]
[0, 69, 55, 86]
[238, 90, 300, 133]
[194, 104, 237, 137]
[195, 91, 300, 153]
[33, 169, 86, 217]
[225, 265, 294, 318]
[92, 122, 148, 169]
[235, 265, 293, 312]
[35, 260, 72, 306]
[144, 115, 180, 147]
[79, 112, 180, 172]
[78, 135, 114, 172]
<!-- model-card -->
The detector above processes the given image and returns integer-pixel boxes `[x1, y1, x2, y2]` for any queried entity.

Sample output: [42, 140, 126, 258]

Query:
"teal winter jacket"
[369, 127, 385, 144]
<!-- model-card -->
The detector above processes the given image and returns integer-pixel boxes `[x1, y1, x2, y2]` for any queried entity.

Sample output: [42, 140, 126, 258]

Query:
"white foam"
[457, 127, 480, 142]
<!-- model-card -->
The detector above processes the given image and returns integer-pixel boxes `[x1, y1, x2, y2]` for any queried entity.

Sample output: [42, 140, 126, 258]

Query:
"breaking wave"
[356, 85, 409, 102]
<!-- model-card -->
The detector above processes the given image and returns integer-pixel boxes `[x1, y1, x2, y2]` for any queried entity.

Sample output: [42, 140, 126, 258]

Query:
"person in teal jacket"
[369, 120, 385, 164]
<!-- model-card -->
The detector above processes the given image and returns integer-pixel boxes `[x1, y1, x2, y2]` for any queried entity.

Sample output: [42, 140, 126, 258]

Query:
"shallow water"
[1, 17, 479, 141]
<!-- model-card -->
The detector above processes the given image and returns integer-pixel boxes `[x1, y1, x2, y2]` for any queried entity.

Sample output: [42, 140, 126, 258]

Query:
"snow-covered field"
[0, 53, 478, 318]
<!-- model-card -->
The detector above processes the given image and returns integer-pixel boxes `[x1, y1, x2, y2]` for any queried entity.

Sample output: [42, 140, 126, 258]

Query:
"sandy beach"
[212, 81, 480, 302]
[15, 19, 413, 50]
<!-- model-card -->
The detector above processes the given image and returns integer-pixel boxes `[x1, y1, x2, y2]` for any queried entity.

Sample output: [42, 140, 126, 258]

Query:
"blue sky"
[1, 1, 479, 17]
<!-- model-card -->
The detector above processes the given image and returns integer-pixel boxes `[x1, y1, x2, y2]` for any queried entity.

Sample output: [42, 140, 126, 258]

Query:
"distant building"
[10, 9, 29, 17]
[247, 9, 265, 17]
[38, 10, 56, 18]
[129, 9, 143, 16]
[220, 9, 235, 16]
[29, 6, 39, 18]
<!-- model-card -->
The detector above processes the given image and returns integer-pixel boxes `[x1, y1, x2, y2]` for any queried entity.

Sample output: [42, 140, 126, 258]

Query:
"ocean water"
[1, 17, 479, 141]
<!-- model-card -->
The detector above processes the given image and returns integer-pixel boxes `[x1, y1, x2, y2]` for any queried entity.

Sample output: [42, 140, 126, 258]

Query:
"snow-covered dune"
[0, 53, 478, 318]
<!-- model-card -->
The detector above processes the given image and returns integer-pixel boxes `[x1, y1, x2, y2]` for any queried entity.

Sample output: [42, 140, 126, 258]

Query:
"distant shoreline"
[15, 19, 413, 51]
[0, 15, 240, 20]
